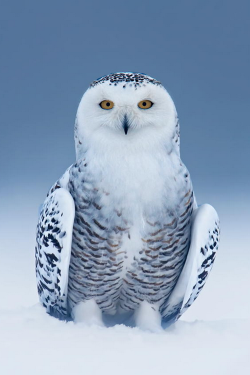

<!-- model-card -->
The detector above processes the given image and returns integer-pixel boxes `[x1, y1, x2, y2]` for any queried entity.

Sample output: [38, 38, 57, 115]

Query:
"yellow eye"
[99, 100, 114, 110]
[138, 100, 153, 109]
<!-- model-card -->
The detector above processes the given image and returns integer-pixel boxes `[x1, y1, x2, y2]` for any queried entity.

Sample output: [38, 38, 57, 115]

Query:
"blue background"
[1, 0, 249, 195]
[0, 0, 249, 293]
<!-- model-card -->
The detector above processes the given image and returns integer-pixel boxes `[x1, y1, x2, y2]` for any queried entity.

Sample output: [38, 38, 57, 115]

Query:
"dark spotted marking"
[90, 73, 162, 89]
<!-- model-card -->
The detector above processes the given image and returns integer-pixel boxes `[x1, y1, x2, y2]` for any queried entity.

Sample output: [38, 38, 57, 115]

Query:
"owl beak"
[122, 114, 129, 135]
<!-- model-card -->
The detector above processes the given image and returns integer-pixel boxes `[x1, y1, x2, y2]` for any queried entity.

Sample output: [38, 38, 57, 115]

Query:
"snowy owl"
[36, 72, 220, 330]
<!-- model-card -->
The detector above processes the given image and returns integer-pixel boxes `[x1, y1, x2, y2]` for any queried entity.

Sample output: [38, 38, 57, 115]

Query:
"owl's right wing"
[161, 204, 220, 326]
[35, 181, 75, 319]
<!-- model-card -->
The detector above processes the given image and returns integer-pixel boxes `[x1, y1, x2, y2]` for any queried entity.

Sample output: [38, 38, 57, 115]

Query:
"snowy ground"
[0, 187, 249, 374]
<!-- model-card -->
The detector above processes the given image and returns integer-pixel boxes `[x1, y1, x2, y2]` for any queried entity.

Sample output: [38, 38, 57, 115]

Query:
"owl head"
[75, 73, 180, 159]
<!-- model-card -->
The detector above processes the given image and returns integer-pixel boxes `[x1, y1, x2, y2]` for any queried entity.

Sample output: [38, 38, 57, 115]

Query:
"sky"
[0, 1, 249, 257]
[0, 0, 249, 197]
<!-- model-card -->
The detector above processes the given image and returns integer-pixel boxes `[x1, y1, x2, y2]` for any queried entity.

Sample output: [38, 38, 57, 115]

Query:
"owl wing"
[35, 173, 75, 319]
[161, 204, 220, 326]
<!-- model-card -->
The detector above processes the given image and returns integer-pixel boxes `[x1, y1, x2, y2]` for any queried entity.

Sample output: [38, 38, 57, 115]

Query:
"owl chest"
[67, 163, 193, 310]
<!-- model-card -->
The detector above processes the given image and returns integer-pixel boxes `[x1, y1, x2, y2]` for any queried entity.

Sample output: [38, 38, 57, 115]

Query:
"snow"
[0, 189, 249, 374]
[1, 306, 249, 375]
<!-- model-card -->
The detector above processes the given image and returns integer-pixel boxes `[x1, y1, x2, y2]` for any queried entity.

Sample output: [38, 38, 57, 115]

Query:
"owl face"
[75, 73, 178, 156]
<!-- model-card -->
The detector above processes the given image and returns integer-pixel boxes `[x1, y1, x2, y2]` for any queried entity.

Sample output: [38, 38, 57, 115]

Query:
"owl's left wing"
[161, 204, 220, 326]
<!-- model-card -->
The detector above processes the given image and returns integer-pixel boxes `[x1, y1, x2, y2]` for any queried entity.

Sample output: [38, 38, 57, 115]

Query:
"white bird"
[35, 72, 219, 330]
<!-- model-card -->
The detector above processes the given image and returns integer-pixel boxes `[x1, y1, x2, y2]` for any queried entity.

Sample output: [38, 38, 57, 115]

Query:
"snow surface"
[0, 189, 249, 374]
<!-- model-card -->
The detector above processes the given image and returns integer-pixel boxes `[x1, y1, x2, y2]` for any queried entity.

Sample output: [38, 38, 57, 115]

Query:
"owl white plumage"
[36, 73, 219, 330]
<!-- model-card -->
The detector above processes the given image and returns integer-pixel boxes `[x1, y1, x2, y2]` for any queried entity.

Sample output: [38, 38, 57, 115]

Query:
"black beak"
[122, 114, 129, 135]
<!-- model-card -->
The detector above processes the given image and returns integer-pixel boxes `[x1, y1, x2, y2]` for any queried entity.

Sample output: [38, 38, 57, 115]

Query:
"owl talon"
[134, 301, 163, 332]
[72, 299, 104, 326]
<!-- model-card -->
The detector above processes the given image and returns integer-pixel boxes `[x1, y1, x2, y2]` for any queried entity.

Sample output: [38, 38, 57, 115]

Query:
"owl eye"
[138, 100, 153, 109]
[99, 100, 114, 110]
